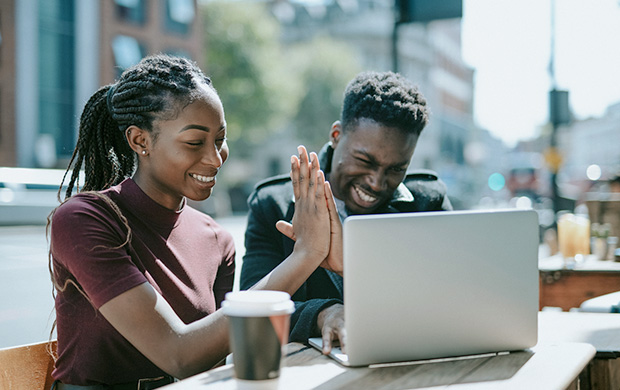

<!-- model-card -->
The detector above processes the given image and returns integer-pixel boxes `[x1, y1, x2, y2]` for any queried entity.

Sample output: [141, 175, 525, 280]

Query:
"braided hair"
[60, 54, 214, 200]
[340, 71, 429, 136]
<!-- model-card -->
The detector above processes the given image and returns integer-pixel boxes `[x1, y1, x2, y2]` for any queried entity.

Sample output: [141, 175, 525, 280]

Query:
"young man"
[240, 71, 452, 353]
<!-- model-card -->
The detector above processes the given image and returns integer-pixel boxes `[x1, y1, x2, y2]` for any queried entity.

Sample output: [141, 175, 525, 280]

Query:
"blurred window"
[112, 35, 146, 77]
[163, 0, 195, 35]
[115, 0, 147, 25]
[38, 0, 76, 161]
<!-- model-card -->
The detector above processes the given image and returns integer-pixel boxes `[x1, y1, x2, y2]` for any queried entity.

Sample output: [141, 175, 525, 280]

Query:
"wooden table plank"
[373, 357, 491, 390]
[441, 343, 594, 390]
[161, 342, 594, 390]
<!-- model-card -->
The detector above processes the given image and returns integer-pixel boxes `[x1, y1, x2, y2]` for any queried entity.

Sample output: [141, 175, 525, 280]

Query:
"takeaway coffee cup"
[222, 291, 294, 385]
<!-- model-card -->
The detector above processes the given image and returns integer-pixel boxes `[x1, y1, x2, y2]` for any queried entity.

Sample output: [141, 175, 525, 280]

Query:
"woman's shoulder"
[52, 191, 119, 224]
[49, 191, 128, 254]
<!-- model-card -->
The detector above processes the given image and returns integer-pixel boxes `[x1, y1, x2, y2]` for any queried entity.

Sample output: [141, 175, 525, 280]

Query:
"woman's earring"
[141, 150, 146, 155]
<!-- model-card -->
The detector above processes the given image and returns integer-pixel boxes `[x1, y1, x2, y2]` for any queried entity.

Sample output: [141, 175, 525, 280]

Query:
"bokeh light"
[515, 196, 533, 209]
[586, 164, 602, 181]
[488, 173, 505, 191]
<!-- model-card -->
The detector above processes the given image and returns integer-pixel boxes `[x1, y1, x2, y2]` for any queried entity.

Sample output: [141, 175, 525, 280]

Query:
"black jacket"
[240, 143, 452, 342]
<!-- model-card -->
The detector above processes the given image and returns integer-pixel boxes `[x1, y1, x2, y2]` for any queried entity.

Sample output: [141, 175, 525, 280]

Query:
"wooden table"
[539, 254, 620, 311]
[162, 342, 594, 390]
[539, 311, 620, 390]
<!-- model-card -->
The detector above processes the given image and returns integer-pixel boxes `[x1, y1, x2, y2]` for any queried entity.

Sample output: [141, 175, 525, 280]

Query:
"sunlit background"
[1, 0, 619, 226]
[1, 0, 620, 348]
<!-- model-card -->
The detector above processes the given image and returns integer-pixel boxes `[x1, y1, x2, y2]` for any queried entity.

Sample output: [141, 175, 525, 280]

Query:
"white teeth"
[355, 186, 376, 203]
[190, 173, 215, 183]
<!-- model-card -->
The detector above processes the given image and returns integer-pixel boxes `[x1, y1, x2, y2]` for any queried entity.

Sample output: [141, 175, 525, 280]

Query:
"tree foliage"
[289, 38, 361, 152]
[201, 2, 301, 157]
[201, 2, 362, 155]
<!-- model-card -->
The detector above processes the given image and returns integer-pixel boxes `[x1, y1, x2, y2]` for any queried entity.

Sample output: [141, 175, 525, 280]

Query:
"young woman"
[48, 54, 340, 389]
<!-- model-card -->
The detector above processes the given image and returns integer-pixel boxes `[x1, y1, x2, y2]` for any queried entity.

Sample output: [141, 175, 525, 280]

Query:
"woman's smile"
[189, 172, 216, 184]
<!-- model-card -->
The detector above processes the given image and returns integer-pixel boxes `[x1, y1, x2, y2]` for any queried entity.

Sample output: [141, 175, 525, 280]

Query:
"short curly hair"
[340, 71, 428, 136]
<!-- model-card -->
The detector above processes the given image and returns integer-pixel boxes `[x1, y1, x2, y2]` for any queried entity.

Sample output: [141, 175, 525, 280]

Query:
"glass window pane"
[112, 35, 144, 71]
[164, 0, 194, 35]
[115, 0, 146, 25]
[115, 0, 140, 8]
[38, 0, 75, 161]
[169, 0, 194, 24]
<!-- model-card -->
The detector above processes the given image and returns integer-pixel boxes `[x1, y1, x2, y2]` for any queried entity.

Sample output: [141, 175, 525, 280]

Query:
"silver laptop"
[309, 208, 539, 367]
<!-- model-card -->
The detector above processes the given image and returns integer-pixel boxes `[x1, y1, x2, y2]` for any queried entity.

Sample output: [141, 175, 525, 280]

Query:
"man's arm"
[240, 184, 342, 342]
[290, 299, 342, 342]
[240, 186, 291, 290]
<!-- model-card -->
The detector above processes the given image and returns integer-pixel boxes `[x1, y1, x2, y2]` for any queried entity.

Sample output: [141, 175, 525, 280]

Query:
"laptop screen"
[341, 209, 539, 366]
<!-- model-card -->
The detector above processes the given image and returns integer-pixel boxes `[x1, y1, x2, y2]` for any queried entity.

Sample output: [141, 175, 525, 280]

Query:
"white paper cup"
[222, 291, 294, 382]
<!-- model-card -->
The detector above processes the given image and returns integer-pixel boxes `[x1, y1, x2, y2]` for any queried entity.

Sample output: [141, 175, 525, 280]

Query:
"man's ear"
[329, 121, 342, 148]
[125, 125, 150, 156]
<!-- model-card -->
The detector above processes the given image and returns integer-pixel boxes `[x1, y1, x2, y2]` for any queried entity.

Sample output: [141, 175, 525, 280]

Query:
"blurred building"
[556, 101, 620, 199]
[0, 0, 202, 168]
[500, 99, 620, 214]
[264, 0, 484, 208]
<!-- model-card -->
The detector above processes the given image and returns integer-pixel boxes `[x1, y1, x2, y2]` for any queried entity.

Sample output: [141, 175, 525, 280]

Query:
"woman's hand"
[320, 182, 343, 276]
[276, 146, 343, 275]
[276, 146, 331, 264]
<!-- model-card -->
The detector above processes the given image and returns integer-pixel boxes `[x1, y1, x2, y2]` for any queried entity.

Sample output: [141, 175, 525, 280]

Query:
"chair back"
[0, 340, 57, 390]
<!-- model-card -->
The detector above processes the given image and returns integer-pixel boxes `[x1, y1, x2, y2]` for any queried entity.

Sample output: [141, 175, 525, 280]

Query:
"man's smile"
[354, 185, 377, 203]
[349, 184, 383, 211]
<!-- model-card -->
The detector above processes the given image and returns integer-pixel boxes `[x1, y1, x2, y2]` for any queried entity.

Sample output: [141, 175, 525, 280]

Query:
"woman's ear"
[125, 126, 150, 156]
[329, 121, 342, 148]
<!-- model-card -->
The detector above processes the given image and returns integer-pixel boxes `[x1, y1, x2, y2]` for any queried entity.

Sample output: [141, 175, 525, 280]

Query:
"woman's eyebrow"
[179, 124, 209, 133]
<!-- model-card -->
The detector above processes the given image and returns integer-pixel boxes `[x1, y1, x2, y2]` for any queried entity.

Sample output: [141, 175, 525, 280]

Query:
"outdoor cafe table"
[539, 254, 620, 311]
[162, 341, 594, 390]
[538, 311, 620, 390]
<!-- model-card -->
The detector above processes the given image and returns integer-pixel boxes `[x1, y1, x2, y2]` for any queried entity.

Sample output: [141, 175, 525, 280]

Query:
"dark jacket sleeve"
[290, 298, 341, 342]
[240, 182, 342, 342]
[239, 188, 289, 290]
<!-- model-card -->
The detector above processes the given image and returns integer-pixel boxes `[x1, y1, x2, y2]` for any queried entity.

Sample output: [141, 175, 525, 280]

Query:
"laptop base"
[308, 337, 512, 368]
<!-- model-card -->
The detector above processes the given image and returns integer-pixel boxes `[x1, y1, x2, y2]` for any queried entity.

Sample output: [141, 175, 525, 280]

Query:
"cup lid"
[222, 290, 295, 317]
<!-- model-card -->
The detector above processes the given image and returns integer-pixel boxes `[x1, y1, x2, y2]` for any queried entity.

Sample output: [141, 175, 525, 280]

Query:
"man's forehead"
[346, 140, 416, 166]
[344, 125, 417, 150]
